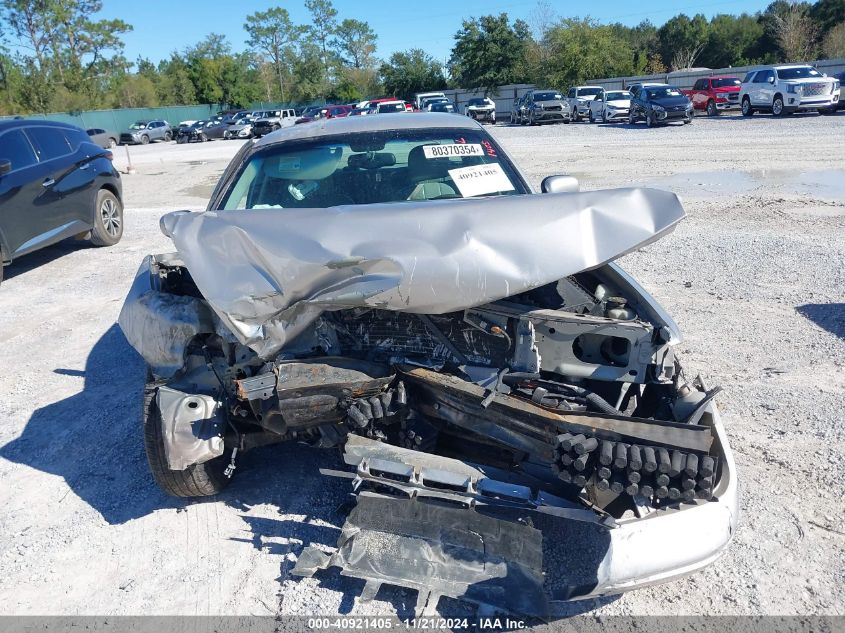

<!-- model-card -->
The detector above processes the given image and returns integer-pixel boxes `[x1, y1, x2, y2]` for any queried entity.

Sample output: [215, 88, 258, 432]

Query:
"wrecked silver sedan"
[119, 113, 737, 616]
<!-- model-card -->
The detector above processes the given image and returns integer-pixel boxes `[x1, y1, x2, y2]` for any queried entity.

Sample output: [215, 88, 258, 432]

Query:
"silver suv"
[522, 90, 571, 125]
[119, 120, 172, 145]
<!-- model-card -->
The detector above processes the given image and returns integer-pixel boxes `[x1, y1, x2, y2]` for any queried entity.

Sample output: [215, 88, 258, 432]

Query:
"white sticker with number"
[448, 162, 515, 198]
[423, 144, 484, 159]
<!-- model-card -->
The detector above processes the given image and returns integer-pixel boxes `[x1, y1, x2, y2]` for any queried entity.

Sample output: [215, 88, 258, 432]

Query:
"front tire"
[772, 95, 785, 117]
[108, 138, 117, 148]
[742, 97, 754, 116]
[706, 100, 718, 116]
[140, 134, 150, 145]
[646, 112, 656, 127]
[143, 382, 231, 498]
[164, 131, 172, 142]
[589, 110, 594, 123]
[89, 189, 123, 246]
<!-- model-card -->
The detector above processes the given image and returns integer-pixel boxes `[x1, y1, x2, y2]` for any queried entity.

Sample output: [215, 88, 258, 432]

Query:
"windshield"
[534, 92, 562, 101]
[432, 104, 455, 112]
[712, 78, 741, 88]
[778, 66, 822, 80]
[606, 91, 630, 101]
[468, 98, 487, 106]
[577, 88, 603, 97]
[646, 87, 683, 99]
[220, 128, 526, 210]
[129, 122, 148, 130]
[378, 103, 405, 113]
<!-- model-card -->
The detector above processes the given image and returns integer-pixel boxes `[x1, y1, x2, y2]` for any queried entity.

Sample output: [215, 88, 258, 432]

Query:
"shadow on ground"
[3, 239, 93, 281]
[796, 303, 845, 339]
[0, 324, 618, 618]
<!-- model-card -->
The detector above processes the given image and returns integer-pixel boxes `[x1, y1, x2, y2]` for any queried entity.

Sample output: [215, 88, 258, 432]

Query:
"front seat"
[405, 145, 458, 200]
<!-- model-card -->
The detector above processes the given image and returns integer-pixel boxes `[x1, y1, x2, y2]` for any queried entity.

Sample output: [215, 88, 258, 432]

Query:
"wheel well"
[99, 183, 120, 201]
[774, 92, 783, 101]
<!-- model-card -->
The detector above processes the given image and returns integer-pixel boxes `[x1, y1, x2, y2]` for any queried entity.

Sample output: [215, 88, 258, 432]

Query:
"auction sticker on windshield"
[423, 144, 484, 158]
[448, 163, 515, 198]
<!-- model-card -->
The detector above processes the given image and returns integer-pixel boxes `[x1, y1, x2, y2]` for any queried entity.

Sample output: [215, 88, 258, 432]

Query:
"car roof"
[0, 118, 82, 133]
[772, 64, 814, 69]
[708, 75, 740, 79]
[254, 112, 484, 149]
[574, 85, 602, 89]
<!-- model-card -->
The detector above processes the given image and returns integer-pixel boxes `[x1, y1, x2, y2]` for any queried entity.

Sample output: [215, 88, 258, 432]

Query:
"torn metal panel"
[292, 494, 549, 617]
[402, 367, 713, 454]
[156, 386, 225, 470]
[159, 187, 685, 358]
[118, 256, 216, 377]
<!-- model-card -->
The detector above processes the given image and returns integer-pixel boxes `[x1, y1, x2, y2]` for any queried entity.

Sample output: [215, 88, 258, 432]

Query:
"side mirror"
[768, 76, 775, 84]
[541, 175, 579, 194]
[0, 159, 10, 176]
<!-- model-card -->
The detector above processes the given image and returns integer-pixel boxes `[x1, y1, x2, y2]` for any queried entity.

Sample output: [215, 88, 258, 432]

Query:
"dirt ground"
[0, 112, 843, 618]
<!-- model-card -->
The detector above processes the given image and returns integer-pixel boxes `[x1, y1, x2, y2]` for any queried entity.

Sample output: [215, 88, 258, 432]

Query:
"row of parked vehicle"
[507, 64, 843, 127]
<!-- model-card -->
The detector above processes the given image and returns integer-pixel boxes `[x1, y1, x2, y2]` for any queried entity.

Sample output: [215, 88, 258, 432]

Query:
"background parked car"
[0, 120, 123, 284]
[119, 120, 172, 145]
[510, 94, 528, 124]
[629, 84, 693, 126]
[567, 85, 604, 121]
[740, 65, 840, 116]
[464, 97, 496, 124]
[202, 119, 233, 140]
[522, 90, 571, 125]
[837, 71, 845, 109]
[412, 91, 446, 110]
[375, 100, 407, 114]
[176, 120, 216, 143]
[86, 128, 118, 149]
[429, 101, 457, 114]
[682, 76, 741, 116]
[588, 89, 631, 123]
[223, 121, 253, 139]
[252, 109, 297, 137]
[421, 97, 450, 111]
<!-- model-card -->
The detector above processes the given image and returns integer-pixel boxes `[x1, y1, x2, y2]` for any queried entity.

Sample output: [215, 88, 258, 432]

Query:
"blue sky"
[97, 0, 773, 67]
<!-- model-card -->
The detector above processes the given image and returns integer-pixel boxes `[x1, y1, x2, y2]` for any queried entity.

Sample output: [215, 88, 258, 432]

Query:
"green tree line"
[0, 0, 843, 115]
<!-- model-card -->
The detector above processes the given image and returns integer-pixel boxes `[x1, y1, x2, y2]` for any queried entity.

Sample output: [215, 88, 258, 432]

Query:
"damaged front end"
[119, 189, 737, 615]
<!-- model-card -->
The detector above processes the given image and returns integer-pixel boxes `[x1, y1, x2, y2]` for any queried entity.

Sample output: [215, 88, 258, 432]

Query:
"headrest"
[408, 145, 453, 182]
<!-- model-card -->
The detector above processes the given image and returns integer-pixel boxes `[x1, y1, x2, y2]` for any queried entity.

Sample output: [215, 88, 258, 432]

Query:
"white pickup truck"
[739, 65, 840, 116]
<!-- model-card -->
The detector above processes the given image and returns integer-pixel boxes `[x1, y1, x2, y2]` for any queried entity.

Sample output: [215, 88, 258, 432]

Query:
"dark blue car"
[628, 83, 694, 127]
[0, 119, 123, 285]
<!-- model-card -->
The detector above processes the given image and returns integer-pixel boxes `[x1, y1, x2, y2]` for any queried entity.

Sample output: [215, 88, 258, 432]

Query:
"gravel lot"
[1, 112, 843, 619]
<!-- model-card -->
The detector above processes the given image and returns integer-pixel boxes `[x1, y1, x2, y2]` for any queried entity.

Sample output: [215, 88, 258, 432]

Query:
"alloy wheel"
[100, 197, 121, 237]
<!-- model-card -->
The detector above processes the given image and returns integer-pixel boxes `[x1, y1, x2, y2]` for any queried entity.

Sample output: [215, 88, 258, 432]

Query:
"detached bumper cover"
[294, 405, 737, 616]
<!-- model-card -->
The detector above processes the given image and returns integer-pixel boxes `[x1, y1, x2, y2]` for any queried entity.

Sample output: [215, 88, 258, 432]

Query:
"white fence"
[443, 58, 845, 116]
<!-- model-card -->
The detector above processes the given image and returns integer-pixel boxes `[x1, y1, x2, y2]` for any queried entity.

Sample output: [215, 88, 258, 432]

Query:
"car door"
[629, 85, 642, 117]
[25, 125, 94, 237]
[764, 69, 778, 105]
[592, 91, 604, 117]
[691, 79, 706, 108]
[0, 128, 45, 258]
[750, 70, 771, 105]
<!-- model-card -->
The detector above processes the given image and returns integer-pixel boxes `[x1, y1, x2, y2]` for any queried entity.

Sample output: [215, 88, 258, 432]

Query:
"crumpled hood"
[159, 188, 686, 358]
